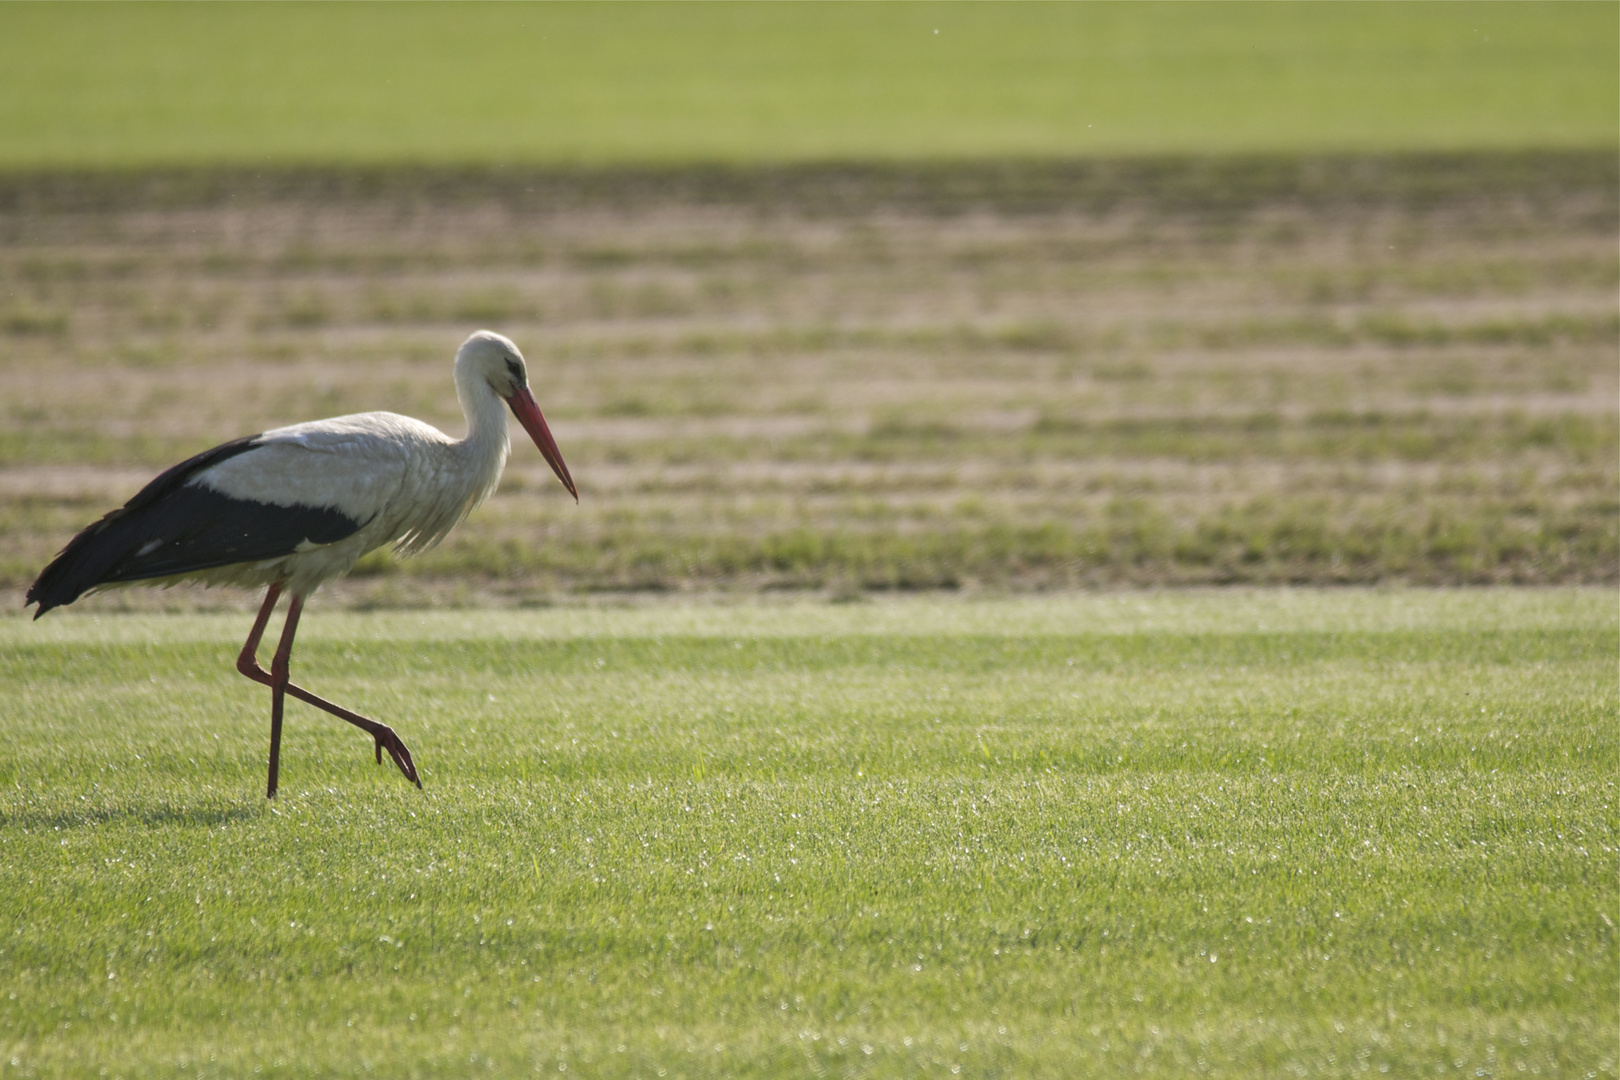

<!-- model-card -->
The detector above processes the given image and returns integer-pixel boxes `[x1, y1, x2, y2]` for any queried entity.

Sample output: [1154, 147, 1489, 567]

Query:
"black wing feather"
[27, 435, 365, 617]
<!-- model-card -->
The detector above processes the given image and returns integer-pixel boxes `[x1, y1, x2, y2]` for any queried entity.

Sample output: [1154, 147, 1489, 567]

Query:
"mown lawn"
[0, 2, 1614, 167]
[0, 591, 1613, 1076]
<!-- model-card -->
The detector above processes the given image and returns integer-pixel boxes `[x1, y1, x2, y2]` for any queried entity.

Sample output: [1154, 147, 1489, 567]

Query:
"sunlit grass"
[0, 591, 1614, 1075]
[1, 3, 1614, 168]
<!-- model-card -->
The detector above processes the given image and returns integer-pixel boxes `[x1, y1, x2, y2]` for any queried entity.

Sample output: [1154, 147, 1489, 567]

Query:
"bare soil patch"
[2, 154, 1614, 607]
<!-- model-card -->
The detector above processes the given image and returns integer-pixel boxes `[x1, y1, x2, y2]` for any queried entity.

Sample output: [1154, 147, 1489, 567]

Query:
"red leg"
[263, 598, 302, 798]
[236, 585, 284, 797]
[236, 584, 282, 681]
[268, 676, 286, 797]
[238, 589, 422, 794]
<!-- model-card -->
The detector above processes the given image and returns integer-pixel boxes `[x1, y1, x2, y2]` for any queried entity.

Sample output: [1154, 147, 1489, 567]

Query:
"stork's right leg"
[271, 596, 421, 790]
[237, 586, 421, 795]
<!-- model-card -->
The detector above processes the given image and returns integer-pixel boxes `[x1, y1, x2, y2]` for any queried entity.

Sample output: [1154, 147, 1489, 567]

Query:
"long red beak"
[506, 388, 577, 501]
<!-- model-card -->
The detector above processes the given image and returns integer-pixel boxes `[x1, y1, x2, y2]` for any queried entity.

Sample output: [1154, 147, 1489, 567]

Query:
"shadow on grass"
[0, 800, 260, 832]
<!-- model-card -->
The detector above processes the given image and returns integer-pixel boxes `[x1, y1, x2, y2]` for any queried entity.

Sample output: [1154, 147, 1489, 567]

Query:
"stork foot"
[370, 724, 423, 789]
[279, 682, 422, 788]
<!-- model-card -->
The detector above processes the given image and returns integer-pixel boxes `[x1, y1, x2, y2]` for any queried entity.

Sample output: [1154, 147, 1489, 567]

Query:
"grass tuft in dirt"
[1, 154, 1615, 605]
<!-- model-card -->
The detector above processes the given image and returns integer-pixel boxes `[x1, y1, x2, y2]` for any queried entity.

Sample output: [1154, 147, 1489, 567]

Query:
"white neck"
[388, 362, 512, 558]
[456, 358, 510, 445]
[452, 359, 511, 507]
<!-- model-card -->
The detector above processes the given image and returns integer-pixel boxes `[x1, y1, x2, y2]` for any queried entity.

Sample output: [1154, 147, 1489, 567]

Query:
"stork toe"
[372, 726, 422, 788]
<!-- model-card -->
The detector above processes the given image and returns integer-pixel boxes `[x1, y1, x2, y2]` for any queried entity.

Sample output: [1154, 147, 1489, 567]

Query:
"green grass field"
[0, 2, 1614, 168]
[0, 591, 1614, 1076]
[2, 2, 1616, 1073]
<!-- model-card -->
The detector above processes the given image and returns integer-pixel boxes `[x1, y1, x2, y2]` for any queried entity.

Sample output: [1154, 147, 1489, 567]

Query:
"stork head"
[457, 330, 577, 501]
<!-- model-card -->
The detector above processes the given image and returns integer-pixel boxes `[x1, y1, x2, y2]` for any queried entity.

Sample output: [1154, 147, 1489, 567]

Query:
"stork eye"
[505, 359, 524, 384]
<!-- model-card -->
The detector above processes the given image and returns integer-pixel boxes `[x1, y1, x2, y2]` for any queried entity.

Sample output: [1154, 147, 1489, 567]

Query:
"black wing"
[26, 435, 365, 617]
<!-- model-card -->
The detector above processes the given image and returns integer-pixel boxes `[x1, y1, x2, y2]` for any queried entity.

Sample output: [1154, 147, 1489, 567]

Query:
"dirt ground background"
[1, 153, 1614, 610]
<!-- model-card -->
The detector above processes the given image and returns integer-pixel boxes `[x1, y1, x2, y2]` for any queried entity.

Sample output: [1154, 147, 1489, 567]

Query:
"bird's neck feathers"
[454, 357, 509, 438]
[389, 361, 511, 558]
[452, 362, 512, 500]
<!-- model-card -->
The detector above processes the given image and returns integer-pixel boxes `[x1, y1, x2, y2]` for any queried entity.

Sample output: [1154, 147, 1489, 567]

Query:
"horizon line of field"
[0, 149, 1613, 216]
[5, 586, 1612, 638]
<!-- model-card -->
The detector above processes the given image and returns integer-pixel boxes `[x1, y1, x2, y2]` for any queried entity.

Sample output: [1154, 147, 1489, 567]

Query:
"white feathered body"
[179, 406, 510, 595]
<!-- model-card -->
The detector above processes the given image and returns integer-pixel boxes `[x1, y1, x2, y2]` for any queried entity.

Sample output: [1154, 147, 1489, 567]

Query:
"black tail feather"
[28, 507, 155, 617]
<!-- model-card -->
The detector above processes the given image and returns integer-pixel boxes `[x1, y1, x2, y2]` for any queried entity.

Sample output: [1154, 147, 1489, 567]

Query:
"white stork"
[26, 330, 576, 798]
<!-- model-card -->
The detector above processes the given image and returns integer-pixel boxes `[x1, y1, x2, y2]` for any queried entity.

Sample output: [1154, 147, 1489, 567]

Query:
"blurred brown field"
[1, 153, 1615, 611]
